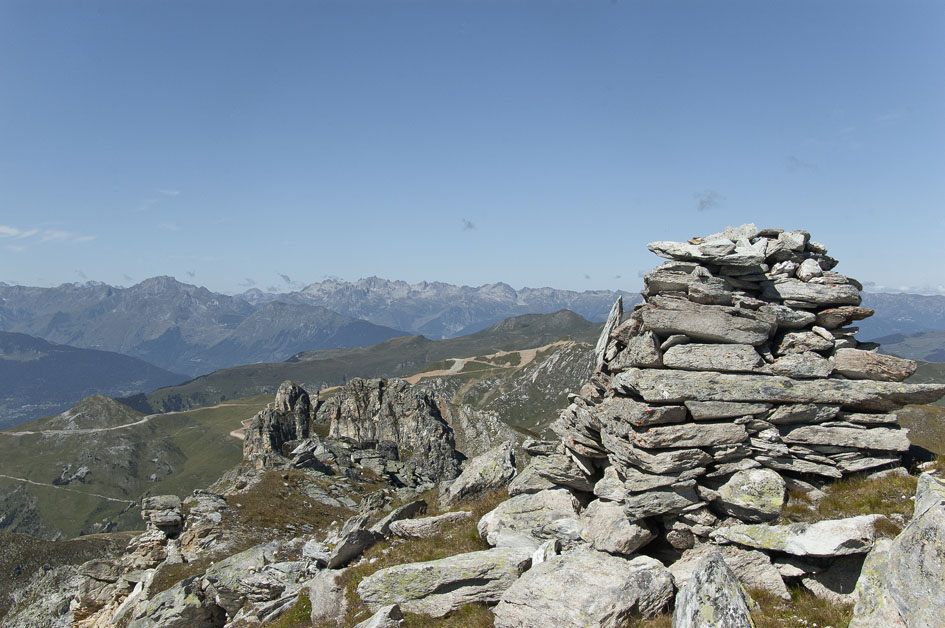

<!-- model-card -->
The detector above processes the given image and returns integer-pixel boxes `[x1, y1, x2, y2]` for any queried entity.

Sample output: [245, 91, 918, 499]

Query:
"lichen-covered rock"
[244, 381, 312, 470]
[307, 570, 348, 625]
[353, 604, 403, 628]
[714, 468, 785, 523]
[712, 515, 881, 557]
[851, 472, 945, 628]
[478, 489, 581, 546]
[389, 511, 472, 539]
[671, 551, 757, 628]
[580, 499, 655, 555]
[439, 442, 516, 507]
[356, 548, 531, 617]
[126, 576, 224, 628]
[369, 500, 428, 536]
[507, 452, 594, 496]
[670, 544, 789, 602]
[493, 551, 673, 628]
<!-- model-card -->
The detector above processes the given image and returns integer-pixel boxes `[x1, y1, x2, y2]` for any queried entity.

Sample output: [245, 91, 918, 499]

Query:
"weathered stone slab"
[602, 430, 712, 474]
[593, 396, 687, 427]
[767, 279, 861, 305]
[593, 465, 625, 501]
[833, 349, 917, 382]
[756, 455, 842, 478]
[609, 331, 663, 370]
[507, 453, 594, 496]
[630, 422, 748, 449]
[816, 306, 874, 329]
[613, 368, 945, 411]
[767, 403, 839, 425]
[770, 351, 833, 378]
[641, 308, 772, 346]
[781, 425, 910, 452]
[777, 330, 834, 354]
[671, 551, 757, 628]
[494, 551, 673, 628]
[477, 489, 581, 546]
[711, 515, 881, 557]
[624, 482, 700, 519]
[357, 548, 531, 617]
[580, 499, 655, 555]
[622, 466, 705, 492]
[595, 297, 622, 369]
[440, 442, 516, 507]
[389, 512, 472, 539]
[353, 604, 403, 628]
[662, 343, 764, 372]
[685, 401, 772, 420]
[848, 539, 907, 628]
[757, 303, 816, 329]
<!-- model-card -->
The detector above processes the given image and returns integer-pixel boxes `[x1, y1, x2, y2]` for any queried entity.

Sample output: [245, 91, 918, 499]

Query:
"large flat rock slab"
[615, 368, 945, 411]
[356, 548, 531, 618]
[712, 515, 881, 557]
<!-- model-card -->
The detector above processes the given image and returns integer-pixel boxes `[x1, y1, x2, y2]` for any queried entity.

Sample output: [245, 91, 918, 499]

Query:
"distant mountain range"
[858, 292, 945, 339]
[0, 332, 187, 429]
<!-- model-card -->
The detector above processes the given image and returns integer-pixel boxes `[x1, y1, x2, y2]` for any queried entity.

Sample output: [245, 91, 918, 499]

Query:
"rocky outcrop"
[243, 381, 311, 469]
[477, 489, 581, 546]
[552, 224, 945, 553]
[316, 378, 462, 484]
[493, 551, 673, 628]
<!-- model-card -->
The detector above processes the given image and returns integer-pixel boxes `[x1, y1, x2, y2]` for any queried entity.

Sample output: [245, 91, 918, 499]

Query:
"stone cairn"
[553, 223, 945, 550]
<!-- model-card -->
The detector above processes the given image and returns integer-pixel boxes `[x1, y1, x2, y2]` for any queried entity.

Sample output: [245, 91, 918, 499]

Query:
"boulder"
[140, 495, 183, 536]
[478, 489, 581, 546]
[389, 511, 472, 539]
[328, 528, 382, 569]
[670, 544, 789, 602]
[580, 499, 655, 555]
[714, 468, 785, 522]
[671, 551, 757, 628]
[439, 442, 516, 507]
[493, 551, 673, 628]
[202, 542, 279, 616]
[356, 548, 531, 618]
[712, 515, 881, 557]
[307, 570, 348, 625]
[127, 577, 224, 628]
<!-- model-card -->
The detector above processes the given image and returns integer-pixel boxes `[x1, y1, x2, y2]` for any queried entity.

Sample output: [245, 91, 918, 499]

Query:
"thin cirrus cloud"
[1, 224, 95, 245]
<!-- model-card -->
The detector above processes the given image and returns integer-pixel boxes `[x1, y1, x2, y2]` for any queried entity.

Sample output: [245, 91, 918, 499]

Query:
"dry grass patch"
[402, 603, 495, 628]
[321, 489, 508, 628]
[750, 587, 853, 628]
[780, 471, 917, 535]
[622, 613, 673, 628]
[264, 592, 312, 628]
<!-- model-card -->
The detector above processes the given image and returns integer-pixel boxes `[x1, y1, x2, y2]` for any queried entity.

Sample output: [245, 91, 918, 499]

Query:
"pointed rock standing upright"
[594, 296, 622, 369]
[672, 551, 757, 628]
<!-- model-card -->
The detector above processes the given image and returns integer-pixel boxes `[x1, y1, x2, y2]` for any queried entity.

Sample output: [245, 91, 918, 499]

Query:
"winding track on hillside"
[0, 401, 246, 437]
[0, 473, 135, 504]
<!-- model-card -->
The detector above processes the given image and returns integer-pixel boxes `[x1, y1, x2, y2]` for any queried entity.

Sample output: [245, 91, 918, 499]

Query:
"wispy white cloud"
[158, 188, 181, 197]
[1, 224, 95, 245]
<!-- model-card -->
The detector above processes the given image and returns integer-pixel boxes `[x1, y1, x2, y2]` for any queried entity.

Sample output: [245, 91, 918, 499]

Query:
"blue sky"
[1, 0, 943, 295]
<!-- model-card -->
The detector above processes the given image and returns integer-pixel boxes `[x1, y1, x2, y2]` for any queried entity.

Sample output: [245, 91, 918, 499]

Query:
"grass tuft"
[750, 586, 853, 628]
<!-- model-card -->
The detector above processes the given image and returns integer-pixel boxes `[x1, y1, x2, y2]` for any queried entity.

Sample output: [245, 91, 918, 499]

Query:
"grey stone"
[781, 425, 910, 452]
[507, 453, 593, 496]
[670, 544, 789, 602]
[711, 515, 881, 557]
[757, 303, 817, 329]
[610, 331, 663, 370]
[127, 577, 224, 628]
[202, 542, 280, 616]
[663, 343, 764, 373]
[767, 403, 839, 424]
[580, 499, 655, 555]
[816, 306, 874, 329]
[602, 430, 712, 474]
[641, 308, 772, 346]
[833, 349, 917, 382]
[625, 482, 700, 519]
[593, 465, 626, 501]
[757, 455, 842, 478]
[715, 468, 786, 522]
[848, 539, 907, 628]
[389, 511, 472, 539]
[796, 258, 823, 282]
[777, 330, 835, 355]
[307, 570, 347, 625]
[685, 401, 772, 420]
[770, 351, 833, 378]
[328, 528, 382, 569]
[439, 442, 516, 507]
[801, 554, 864, 605]
[357, 548, 531, 618]
[671, 551, 757, 628]
[353, 604, 403, 628]
[477, 489, 581, 546]
[370, 500, 428, 536]
[631, 422, 749, 449]
[767, 279, 861, 306]
[494, 551, 673, 628]
[623, 466, 705, 492]
[614, 368, 945, 411]
[661, 334, 691, 350]
[595, 297, 623, 369]
[593, 396, 687, 427]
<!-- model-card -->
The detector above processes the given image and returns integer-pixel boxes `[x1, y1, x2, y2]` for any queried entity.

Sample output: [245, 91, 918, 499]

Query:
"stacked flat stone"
[553, 224, 945, 549]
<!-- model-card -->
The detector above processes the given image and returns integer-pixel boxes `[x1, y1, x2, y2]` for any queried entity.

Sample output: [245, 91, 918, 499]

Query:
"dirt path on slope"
[0, 473, 136, 504]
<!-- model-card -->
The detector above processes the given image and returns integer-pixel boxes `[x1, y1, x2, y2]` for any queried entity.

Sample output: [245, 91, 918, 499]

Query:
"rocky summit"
[4, 224, 944, 628]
